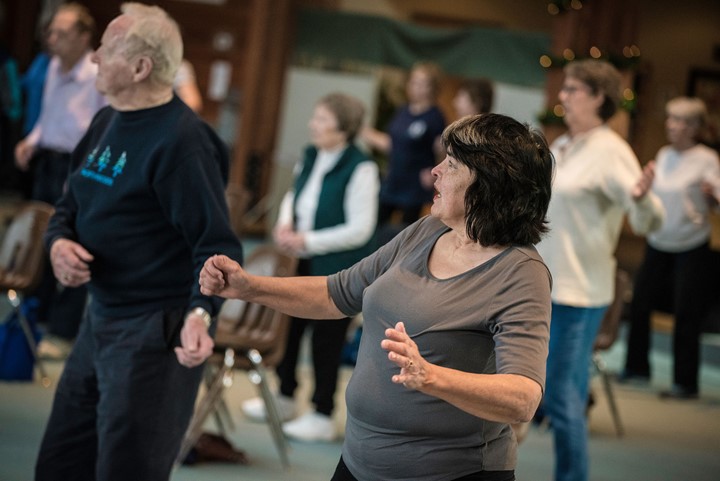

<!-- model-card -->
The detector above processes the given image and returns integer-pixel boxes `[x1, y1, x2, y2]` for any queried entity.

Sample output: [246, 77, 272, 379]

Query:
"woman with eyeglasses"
[535, 59, 664, 481]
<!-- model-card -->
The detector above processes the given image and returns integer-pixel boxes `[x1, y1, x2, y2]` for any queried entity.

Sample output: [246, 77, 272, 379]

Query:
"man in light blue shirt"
[15, 2, 106, 200]
[13, 2, 106, 359]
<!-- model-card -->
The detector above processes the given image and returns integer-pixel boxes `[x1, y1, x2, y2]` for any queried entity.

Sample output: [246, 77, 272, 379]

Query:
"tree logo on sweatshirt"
[112, 152, 127, 178]
[81, 145, 127, 186]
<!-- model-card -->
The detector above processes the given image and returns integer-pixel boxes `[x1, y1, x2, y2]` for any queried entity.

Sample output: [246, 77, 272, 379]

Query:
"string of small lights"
[538, 0, 639, 125]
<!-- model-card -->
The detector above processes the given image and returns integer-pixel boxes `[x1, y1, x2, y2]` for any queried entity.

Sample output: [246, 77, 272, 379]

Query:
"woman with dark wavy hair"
[201, 113, 554, 481]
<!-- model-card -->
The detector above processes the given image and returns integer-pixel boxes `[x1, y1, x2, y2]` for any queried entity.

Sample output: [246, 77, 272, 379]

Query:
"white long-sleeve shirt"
[537, 125, 664, 307]
[276, 146, 379, 257]
[648, 143, 720, 252]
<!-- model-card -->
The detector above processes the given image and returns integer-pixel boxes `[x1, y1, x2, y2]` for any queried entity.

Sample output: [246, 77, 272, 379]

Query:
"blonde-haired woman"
[622, 96, 720, 399]
[362, 62, 446, 229]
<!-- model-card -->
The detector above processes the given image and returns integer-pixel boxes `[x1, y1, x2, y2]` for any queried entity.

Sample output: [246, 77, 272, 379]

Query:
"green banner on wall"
[295, 8, 550, 88]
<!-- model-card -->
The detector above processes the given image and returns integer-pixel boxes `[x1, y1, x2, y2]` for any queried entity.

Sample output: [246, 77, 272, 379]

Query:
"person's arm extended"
[361, 126, 391, 154]
[382, 322, 542, 424]
[199, 254, 345, 320]
[423, 370, 541, 424]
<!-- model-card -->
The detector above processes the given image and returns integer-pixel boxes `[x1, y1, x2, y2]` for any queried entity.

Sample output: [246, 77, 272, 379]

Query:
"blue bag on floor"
[0, 298, 41, 381]
[341, 326, 362, 366]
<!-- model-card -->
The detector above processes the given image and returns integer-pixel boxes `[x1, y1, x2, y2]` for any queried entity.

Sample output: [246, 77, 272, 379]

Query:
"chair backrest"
[214, 244, 297, 367]
[594, 269, 631, 352]
[0, 201, 55, 292]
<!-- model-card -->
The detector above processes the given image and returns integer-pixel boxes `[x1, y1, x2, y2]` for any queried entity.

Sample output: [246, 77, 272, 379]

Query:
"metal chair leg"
[7, 290, 51, 387]
[214, 396, 235, 435]
[175, 348, 236, 465]
[246, 348, 290, 469]
[593, 353, 624, 437]
[202, 366, 235, 435]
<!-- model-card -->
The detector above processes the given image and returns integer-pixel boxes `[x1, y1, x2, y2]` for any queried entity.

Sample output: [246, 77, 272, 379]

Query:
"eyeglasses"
[45, 27, 79, 40]
[666, 114, 697, 125]
[560, 84, 590, 95]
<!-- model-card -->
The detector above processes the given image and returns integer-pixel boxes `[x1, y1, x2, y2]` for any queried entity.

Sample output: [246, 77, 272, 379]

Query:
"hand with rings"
[381, 321, 428, 390]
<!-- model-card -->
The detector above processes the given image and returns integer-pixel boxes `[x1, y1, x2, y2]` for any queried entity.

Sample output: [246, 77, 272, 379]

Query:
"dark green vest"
[293, 144, 376, 275]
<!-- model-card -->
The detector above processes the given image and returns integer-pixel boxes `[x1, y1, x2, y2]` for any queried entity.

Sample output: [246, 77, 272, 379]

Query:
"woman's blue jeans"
[543, 303, 607, 481]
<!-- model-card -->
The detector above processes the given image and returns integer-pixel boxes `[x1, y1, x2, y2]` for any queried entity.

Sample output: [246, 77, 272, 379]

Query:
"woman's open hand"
[381, 321, 431, 390]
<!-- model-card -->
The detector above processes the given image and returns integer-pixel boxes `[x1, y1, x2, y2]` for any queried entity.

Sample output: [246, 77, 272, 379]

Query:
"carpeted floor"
[2, 317, 720, 481]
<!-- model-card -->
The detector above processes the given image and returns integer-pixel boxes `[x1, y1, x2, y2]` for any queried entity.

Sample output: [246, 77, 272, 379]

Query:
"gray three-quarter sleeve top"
[328, 216, 551, 481]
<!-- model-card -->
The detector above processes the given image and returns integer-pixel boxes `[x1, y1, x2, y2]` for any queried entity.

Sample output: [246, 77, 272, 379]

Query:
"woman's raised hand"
[381, 322, 431, 390]
[631, 160, 656, 201]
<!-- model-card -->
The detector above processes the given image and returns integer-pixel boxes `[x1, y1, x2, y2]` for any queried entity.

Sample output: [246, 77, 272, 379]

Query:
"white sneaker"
[282, 411, 336, 442]
[241, 395, 296, 423]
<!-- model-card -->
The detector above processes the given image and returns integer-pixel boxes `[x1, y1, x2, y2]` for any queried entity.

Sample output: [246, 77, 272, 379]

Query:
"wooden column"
[230, 0, 294, 233]
[3, 0, 42, 70]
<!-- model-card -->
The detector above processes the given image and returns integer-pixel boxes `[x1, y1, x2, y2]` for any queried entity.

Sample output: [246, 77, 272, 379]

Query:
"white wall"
[493, 82, 545, 129]
[267, 67, 545, 231]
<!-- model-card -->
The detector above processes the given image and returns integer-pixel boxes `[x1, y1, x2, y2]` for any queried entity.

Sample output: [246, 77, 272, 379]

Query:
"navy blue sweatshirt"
[45, 96, 243, 317]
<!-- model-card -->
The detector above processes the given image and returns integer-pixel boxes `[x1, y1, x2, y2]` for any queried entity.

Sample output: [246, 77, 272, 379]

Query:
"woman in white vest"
[241, 92, 379, 442]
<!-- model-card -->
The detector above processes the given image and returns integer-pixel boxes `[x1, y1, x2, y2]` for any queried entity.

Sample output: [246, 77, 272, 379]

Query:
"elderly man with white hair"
[35, 4, 243, 480]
